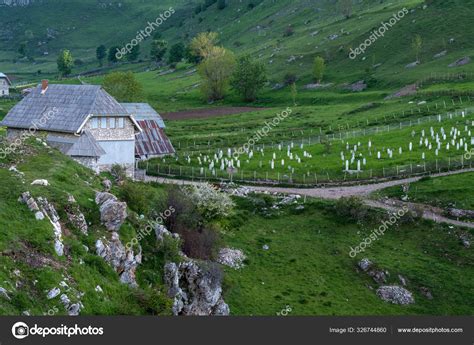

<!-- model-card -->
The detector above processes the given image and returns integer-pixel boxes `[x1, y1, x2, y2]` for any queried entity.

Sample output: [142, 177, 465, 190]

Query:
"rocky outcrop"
[385, 84, 417, 100]
[102, 179, 112, 191]
[164, 261, 229, 316]
[96, 233, 141, 288]
[448, 57, 471, 68]
[376, 286, 414, 305]
[346, 80, 367, 92]
[65, 195, 88, 234]
[95, 192, 127, 231]
[217, 248, 246, 269]
[19, 192, 64, 256]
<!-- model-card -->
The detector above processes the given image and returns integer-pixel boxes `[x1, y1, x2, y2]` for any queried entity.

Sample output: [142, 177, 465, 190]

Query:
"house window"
[100, 118, 107, 129]
[110, 118, 116, 128]
[118, 117, 124, 128]
[91, 117, 98, 129]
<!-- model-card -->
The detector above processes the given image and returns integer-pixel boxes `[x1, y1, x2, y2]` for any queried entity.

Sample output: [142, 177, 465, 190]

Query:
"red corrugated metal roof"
[135, 119, 175, 157]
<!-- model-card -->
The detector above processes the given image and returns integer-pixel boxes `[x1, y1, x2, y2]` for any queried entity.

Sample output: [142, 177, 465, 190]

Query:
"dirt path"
[144, 167, 474, 228]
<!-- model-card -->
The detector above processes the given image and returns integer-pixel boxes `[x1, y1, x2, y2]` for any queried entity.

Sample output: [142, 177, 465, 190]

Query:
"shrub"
[178, 226, 219, 260]
[186, 183, 234, 219]
[334, 197, 371, 223]
[157, 234, 182, 263]
[110, 164, 127, 184]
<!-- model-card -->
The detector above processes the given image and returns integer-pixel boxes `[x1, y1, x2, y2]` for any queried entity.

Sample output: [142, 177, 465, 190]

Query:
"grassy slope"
[223, 197, 474, 315]
[375, 172, 474, 210]
[0, 138, 171, 315]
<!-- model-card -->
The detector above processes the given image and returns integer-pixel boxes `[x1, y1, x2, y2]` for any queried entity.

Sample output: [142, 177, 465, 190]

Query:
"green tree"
[168, 43, 185, 64]
[230, 54, 267, 102]
[190, 32, 219, 60]
[198, 46, 235, 101]
[185, 44, 201, 64]
[96, 45, 107, 66]
[150, 40, 168, 62]
[57, 49, 74, 77]
[412, 34, 423, 62]
[129, 44, 140, 61]
[312, 56, 325, 83]
[102, 71, 143, 102]
[108, 45, 120, 63]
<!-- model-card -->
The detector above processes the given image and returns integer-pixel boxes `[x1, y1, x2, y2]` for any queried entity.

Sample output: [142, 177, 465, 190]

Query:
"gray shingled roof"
[0, 84, 129, 133]
[47, 131, 105, 158]
[120, 103, 165, 128]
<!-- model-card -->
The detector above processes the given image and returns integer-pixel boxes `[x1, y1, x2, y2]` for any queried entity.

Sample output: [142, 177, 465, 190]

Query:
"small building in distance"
[0, 72, 12, 97]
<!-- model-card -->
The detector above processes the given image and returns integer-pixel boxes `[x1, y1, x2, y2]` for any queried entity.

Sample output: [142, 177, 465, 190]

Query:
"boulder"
[31, 179, 49, 186]
[65, 197, 88, 234]
[217, 248, 246, 269]
[47, 287, 61, 299]
[102, 179, 112, 191]
[358, 258, 372, 272]
[95, 192, 127, 231]
[433, 50, 447, 59]
[155, 224, 172, 241]
[376, 286, 414, 305]
[447, 208, 474, 220]
[448, 57, 471, 68]
[164, 261, 229, 316]
[405, 61, 420, 69]
[346, 80, 367, 92]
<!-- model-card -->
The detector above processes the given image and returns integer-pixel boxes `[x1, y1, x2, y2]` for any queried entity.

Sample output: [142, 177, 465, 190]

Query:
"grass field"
[222, 196, 474, 315]
[142, 110, 474, 183]
[375, 172, 474, 211]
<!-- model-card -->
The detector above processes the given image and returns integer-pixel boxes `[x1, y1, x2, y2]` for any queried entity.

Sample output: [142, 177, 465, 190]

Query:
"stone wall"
[86, 117, 136, 141]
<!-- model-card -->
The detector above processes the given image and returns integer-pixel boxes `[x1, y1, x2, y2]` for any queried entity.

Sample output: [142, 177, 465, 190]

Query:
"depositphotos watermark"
[0, 107, 58, 159]
[464, 148, 474, 160]
[11, 321, 103, 339]
[349, 205, 409, 258]
[232, 107, 292, 159]
[116, 7, 175, 60]
[349, 8, 408, 60]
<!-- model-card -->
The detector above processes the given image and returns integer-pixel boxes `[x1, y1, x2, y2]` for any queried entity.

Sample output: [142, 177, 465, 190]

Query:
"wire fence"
[176, 107, 474, 157]
[139, 154, 473, 186]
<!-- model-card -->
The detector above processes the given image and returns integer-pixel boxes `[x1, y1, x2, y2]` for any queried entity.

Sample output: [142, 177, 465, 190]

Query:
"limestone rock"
[448, 57, 471, 68]
[217, 248, 246, 269]
[95, 233, 141, 288]
[102, 179, 112, 191]
[31, 179, 49, 186]
[47, 287, 61, 299]
[376, 286, 414, 305]
[358, 258, 372, 272]
[65, 197, 88, 234]
[95, 192, 127, 231]
[164, 261, 229, 316]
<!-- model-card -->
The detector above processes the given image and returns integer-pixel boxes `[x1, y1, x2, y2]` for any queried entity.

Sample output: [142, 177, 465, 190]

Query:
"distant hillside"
[1, 0, 474, 89]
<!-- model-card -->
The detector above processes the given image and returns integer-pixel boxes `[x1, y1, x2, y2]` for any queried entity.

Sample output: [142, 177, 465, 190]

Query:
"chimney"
[41, 79, 49, 94]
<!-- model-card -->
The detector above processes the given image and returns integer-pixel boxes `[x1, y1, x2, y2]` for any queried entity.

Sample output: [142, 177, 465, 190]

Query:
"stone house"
[0, 81, 173, 176]
[0, 72, 12, 97]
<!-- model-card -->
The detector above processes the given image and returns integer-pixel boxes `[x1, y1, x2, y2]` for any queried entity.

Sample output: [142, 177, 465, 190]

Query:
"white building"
[0, 73, 12, 97]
